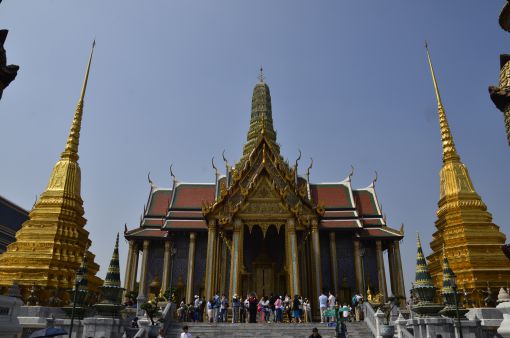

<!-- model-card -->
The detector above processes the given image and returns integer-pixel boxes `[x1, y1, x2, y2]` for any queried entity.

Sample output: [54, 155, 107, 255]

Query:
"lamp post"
[68, 270, 83, 338]
[451, 275, 463, 338]
[168, 247, 177, 302]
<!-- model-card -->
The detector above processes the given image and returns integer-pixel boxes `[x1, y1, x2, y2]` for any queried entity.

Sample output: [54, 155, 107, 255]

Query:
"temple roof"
[125, 75, 401, 241]
[125, 175, 401, 240]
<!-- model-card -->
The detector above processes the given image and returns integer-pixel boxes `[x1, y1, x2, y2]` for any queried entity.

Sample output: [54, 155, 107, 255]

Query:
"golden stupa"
[425, 44, 510, 305]
[0, 42, 102, 302]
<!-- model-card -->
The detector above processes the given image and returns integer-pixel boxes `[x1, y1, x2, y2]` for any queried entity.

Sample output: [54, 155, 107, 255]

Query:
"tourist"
[193, 295, 201, 322]
[157, 328, 165, 338]
[352, 293, 363, 321]
[292, 295, 301, 323]
[269, 293, 276, 322]
[180, 325, 192, 338]
[342, 304, 351, 322]
[309, 327, 322, 338]
[242, 296, 249, 323]
[206, 299, 213, 323]
[220, 294, 228, 322]
[248, 293, 258, 323]
[298, 296, 304, 321]
[304, 298, 312, 323]
[177, 298, 186, 322]
[328, 291, 336, 322]
[319, 290, 328, 323]
[283, 294, 292, 323]
[213, 293, 220, 323]
[232, 294, 240, 323]
[274, 296, 283, 323]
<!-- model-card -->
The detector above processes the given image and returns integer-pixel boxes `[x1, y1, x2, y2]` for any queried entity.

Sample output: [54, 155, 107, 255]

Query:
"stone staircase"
[165, 321, 374, 338]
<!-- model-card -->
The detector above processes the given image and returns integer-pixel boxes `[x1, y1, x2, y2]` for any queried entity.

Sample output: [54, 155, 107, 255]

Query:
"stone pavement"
[165, 321, 374, 338]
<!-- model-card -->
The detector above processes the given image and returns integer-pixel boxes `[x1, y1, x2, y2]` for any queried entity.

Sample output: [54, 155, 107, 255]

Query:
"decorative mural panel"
[193, 233, 207, 296]
[319, 232, 332, 292]
[362, 243, 379, 294]
[170, 232, 189, 298]
[336, 237, 355, 291]
[146, 242, 164, 295]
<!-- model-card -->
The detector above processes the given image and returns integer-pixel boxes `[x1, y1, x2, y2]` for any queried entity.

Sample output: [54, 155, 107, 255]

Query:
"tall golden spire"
[61, 40, 95, 162]
[425, 42, 460, 163]
[424, 43, 510, 305]
[0, 41, 102, 301]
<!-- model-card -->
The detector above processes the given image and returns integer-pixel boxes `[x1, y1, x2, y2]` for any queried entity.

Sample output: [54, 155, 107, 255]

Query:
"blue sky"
[0, 1, 509, 294]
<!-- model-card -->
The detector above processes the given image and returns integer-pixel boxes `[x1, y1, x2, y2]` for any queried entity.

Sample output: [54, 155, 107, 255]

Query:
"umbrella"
[29, 327, 67, 338]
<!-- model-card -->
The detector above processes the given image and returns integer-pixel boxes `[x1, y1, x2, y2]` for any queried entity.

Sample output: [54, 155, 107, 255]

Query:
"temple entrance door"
[253, 252, 275, 297]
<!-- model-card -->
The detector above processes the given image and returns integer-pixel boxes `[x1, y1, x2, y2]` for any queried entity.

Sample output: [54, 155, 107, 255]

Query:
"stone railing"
[363, 302, 378, 336]
[395, 313, 414, 338]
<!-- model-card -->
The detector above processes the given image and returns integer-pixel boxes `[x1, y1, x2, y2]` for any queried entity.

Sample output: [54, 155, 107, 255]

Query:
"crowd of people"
[175, 290, 365, 324]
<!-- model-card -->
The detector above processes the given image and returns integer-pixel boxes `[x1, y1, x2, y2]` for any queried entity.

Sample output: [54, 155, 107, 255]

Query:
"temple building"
[0, 195, 28, 253]
[425, 45, 510, 305]
[0, 42, 102, 302]
[124, 73, 406, 313]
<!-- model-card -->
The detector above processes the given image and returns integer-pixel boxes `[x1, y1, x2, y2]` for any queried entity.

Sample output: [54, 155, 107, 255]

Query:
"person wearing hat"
[232, 294, 241, 323]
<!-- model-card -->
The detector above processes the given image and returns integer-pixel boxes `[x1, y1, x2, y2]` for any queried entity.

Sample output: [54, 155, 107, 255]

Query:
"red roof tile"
[147, 189, 172, 216]
[310, 184, 353, 209]
[172, 184, 215, 209]
[167, 210, 203, 219]
[353, 190, 380, 216]
[164, 220, 207, 230]
[320, 219, 361, 229]
[360, 228, 401, 238]
[126, 228, 168, 238]
[323, 210, 358, 218]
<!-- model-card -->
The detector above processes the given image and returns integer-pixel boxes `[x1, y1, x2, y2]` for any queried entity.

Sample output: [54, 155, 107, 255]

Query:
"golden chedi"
[425, 44, 510, 305]
[0, 42, 102, 303]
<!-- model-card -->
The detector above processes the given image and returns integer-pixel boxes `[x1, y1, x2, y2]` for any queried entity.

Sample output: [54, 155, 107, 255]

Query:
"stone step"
[166, 321, 374, 338]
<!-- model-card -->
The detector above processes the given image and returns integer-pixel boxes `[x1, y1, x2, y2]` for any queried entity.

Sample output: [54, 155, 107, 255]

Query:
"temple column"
[394, 241, 406, 306]
[229, 219, 243, 300]
[161, 240, 172, 294]
[311, 219, 322, 297]
[138, 240, 150, 299]
[123, 240, 137, 297]
[375, 240, 388, 299]
[329, 231, 339, 294]
[186, 232, 197, 304]
[205, 220, 217, 300]
[287, 218, 300, 296]
[353, 239, 363, 294]
[388, 242, 397, 296]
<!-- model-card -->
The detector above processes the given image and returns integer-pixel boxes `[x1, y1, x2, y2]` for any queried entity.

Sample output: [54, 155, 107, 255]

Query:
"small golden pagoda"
[425, 44, 510, 304]
[0, 42, 102, 303]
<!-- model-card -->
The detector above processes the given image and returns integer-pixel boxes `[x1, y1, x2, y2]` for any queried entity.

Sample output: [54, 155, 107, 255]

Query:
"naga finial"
[348, 165, 354, 181]
[147, 171, 156, 189]
[306, 158, 313, 181]
[294, 149, 302, 169]
[372, 170, 378, 187]
[222, 150, 230, 168]
[169, 164, 176, 183]
[211, 156, 219, 178]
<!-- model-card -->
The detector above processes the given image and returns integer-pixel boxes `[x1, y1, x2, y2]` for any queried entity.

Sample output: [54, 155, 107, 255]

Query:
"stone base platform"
[165, 321, 373, 338]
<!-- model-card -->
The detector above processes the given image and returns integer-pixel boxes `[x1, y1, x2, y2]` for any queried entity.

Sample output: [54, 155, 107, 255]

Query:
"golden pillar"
[375, 240, 388, 299]
[287, 218, 300, 296]
[204, 220, 217, 300]
[229, 218, 243, 300]
[353, 240, 363, 294]
[186, 232, 197, 304]
[161, 240, 172, 293]
[138, 240, 150, 297]
[123, 240, 138, 297]
[394, 241, 406, 306]
[329, 231, 339, 294]
[311, 220, 322, 307]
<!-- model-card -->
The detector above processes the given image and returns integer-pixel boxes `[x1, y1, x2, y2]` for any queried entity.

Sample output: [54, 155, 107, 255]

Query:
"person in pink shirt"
[274, 296, 283, 323]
